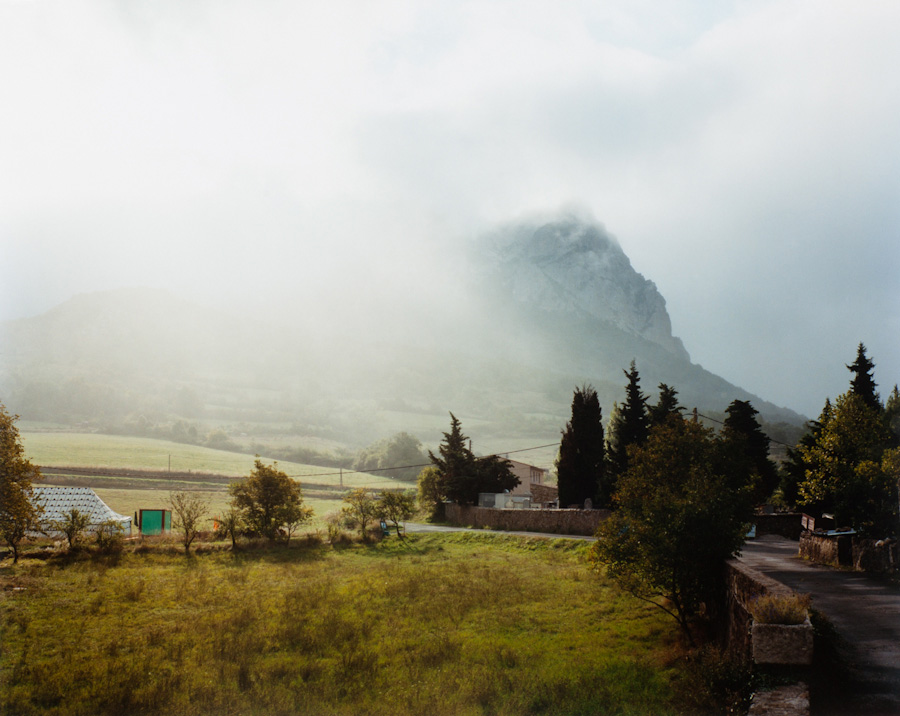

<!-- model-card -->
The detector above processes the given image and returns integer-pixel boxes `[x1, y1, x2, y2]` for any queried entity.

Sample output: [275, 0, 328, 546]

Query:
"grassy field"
[20, 431, 402, 489]
[0, 532, 715, 716]
[21, 431, 409, 529]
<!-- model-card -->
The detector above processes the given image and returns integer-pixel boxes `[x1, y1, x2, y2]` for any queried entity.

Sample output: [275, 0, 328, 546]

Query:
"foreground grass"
[0, 533, 697, 716]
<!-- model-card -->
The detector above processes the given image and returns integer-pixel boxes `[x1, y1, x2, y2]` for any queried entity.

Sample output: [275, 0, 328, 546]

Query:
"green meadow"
[20, 431, 407, 528]
[20, 431, 400, 488]
[0, 533, 714, 716]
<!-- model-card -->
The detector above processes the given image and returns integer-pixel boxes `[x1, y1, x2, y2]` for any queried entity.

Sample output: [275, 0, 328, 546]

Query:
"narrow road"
[740, 536, 900, 715]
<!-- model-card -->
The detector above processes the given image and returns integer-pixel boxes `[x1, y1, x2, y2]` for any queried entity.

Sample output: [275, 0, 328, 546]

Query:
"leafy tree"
[215, 506, 244, 549]
[647, 383, 684, 429]
[721, 400, 779, 505]
[341, 488, 379, 539]
[354, 432, 428, 481]
[169, 491, 210, 554]
[0, 404, 42, 563]
[416, 466, 445, 520]
[51, 508, 91, 550]
[377, 489, 416, 537]
[474, 454, 518, 495]
[797, 392, 898, 535]
[428, 413, 518, 505]
[556, 385, 606, 508]
[885, 385, 900, 441]
[847, 343, 880, 411]
[229, 459, 312, 541]
[591, 417, 752, 646]
[780, 410, 827, 510]
[606, 360, 649, 479]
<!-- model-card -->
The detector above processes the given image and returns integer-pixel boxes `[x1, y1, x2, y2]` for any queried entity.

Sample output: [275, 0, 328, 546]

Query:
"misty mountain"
[0, 215, 805, 454]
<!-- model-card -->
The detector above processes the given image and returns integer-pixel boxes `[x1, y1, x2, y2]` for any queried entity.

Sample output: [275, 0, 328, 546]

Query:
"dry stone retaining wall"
[444, 504, 609, 535]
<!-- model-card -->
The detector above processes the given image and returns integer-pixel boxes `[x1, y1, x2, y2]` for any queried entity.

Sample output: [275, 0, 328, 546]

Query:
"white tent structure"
[32, 486, 131, 535]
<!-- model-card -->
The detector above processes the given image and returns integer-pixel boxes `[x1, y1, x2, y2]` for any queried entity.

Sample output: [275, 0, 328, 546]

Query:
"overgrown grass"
[1, 533, 696, 716]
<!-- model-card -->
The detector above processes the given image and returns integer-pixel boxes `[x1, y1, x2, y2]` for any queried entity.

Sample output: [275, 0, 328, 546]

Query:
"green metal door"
[140, 509, 169, 535]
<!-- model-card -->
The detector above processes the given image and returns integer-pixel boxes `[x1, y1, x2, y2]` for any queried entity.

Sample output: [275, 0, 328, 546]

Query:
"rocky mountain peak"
[478, 215, 689, 361]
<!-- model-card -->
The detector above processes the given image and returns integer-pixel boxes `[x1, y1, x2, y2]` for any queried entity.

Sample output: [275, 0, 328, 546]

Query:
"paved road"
[740, 536, 900, 715]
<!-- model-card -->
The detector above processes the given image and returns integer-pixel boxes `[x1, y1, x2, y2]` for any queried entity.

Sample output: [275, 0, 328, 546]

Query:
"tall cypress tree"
[428, 413, 477, 504]
[556, 385, 606, 508]
[428, 413, 518, 505]
[607, 360, 648, 479]
[847, 343, 880, 411]
[722, 399, 779, 504]
[648, 383, 684, 428]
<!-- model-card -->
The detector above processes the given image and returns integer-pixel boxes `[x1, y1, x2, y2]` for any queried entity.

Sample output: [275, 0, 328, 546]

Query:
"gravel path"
[740, 536, 900, 715]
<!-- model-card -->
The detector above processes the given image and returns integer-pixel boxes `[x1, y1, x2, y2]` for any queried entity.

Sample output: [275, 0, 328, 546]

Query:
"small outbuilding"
[32, 486, 132, 535]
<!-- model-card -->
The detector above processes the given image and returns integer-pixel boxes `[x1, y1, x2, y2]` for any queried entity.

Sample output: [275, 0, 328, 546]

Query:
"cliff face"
[477, 217, 689, 361]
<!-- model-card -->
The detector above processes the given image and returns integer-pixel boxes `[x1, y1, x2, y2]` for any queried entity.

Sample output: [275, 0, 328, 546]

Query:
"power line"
[693, 411, 795, 449]
[285, 414, 797, 481]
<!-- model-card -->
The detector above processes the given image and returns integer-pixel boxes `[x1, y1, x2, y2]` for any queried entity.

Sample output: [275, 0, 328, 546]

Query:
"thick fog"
[2, 0, 899, 418]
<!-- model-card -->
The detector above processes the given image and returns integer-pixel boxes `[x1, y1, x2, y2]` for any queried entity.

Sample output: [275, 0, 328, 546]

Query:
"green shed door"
[140, 510, 165, 535]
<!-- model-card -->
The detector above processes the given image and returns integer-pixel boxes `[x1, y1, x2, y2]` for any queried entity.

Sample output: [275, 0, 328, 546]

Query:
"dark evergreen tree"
[556, 385, 606, 508]
[647, 383, 684, 428]
[473, 454, 519, 499]
[429, 413, 477, 504]
[607, 360, 649, 479]
[721, 399, 779, 505]
[428, 413, 519, 505]
[847, 343, 880, 411]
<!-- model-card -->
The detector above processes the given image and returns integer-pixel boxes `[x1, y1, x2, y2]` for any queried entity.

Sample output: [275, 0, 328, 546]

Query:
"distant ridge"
[0, 216, 806, 448]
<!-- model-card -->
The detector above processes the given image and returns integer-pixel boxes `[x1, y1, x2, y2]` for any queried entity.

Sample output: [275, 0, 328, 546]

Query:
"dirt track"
[740, 536, 900, 716]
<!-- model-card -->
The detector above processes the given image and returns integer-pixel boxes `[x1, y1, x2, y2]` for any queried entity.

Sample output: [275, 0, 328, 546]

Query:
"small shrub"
[677, 644, 752, 715]
[94, 520, 125, 556]
[324, 514, 352, 545]
[749, 592, 811, 625]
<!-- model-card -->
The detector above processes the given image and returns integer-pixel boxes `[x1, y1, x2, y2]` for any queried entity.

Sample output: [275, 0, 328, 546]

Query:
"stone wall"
[444, 504, 609, 536]
[725, 559, 795, 660]
[798, 533, 846, 567]
[852, 537, 899, 574]
[725, 561, 812, 716]
[800, 532, 899, 573]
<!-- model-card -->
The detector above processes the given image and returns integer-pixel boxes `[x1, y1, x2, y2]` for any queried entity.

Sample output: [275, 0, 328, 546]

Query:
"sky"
[1, 0, 898, 418]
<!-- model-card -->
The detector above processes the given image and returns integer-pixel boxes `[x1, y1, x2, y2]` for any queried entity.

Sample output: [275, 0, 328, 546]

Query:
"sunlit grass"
[20, 431, 400, 487]
[0, 533, 689, 716]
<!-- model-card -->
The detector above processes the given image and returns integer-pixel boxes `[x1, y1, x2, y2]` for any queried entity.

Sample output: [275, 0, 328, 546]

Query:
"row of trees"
[584, 345, 898, 643]
[556, 362, 777, 511]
